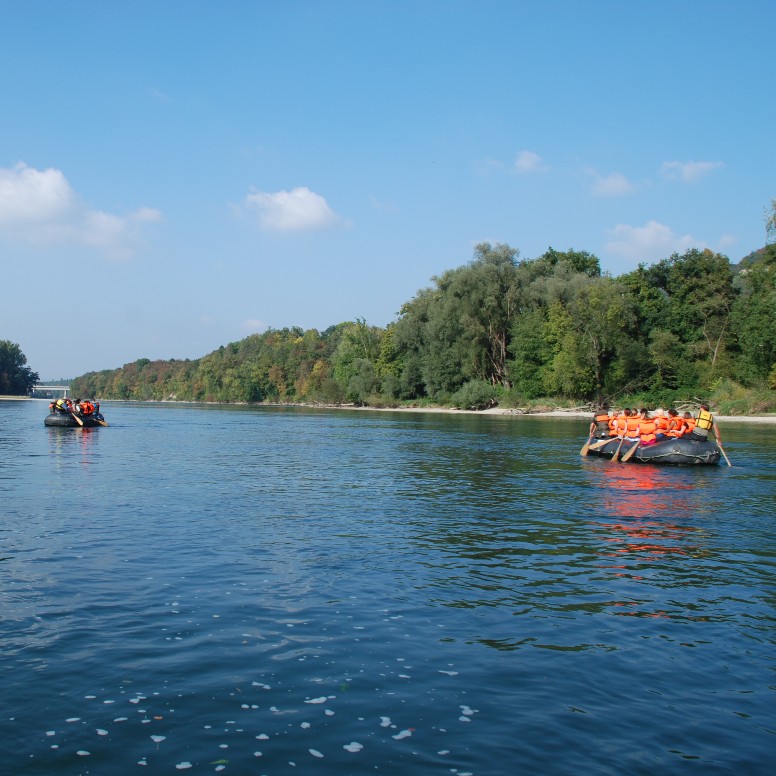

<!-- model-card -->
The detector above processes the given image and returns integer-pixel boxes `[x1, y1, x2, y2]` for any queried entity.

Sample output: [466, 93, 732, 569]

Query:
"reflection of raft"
[587, 436, 720, 465]
[44, 413, 107, 428]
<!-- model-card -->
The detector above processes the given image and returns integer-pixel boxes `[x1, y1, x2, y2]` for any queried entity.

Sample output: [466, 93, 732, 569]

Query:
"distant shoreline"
[5, 394, 775, 424]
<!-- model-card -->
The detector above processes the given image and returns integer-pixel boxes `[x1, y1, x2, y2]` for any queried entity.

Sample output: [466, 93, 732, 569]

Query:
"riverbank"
[6, 394, 775, 423]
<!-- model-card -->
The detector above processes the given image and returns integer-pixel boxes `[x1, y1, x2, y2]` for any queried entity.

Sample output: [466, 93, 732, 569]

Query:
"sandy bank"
[5, 395, 774, 423]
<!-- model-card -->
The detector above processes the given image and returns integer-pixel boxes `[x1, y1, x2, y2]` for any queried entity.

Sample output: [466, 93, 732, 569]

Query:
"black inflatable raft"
[44, 412, 107, 428]
[586, 436, 720, 465]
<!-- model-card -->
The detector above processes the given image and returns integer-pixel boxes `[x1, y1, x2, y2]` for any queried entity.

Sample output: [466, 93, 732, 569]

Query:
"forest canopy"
[71, 231, 776, 411]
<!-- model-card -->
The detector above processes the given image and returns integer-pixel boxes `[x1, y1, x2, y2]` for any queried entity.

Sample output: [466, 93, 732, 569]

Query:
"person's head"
[668, 408, 678, 417]
[624, 408, 631, 417]
[683, 411, 692, 419]
[700, 403, 709, 411]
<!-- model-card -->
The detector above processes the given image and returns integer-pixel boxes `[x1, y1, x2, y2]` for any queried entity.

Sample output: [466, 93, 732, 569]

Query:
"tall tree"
[0, 340, 39, 395]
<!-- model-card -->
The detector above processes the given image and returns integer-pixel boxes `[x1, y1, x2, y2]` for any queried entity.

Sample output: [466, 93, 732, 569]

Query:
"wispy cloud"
[514, 150, 547, 174]
[605, 220, 704, 263]
[241, 186, 342, 231]
[660, 160, 724, 183]
[590, 170, 635, 197]
[0, 162, 161, 258]
[241, 318, 268, 331]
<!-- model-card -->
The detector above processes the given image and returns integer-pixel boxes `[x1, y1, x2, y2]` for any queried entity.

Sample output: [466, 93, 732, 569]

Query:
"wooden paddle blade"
[717, 441, 731, 466]
[621, 441, 640, 462]
[611, 438, 625, 462]
[588, 438, 614, 451]
[97, 419, 109, 427]
[580, 434, 594, 456]
[71, 412, 84, 426]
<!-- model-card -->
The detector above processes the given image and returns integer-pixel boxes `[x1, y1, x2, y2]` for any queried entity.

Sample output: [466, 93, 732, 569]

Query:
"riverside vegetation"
[70, 226, 776, 416]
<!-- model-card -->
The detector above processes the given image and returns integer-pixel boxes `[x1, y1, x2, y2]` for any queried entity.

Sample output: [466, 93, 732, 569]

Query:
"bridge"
[30, 384, 71, 399]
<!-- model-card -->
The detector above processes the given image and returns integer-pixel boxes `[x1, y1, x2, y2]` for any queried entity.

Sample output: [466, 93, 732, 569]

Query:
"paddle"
[95, 418, 109, 427]
[579, 432, 594, 456]
[588, 437, 614, 451]
[611, 436, 626, 462]
[717, 440, 732, 467]
[621, 440, 640, 462]
[71, 412, 84, 427]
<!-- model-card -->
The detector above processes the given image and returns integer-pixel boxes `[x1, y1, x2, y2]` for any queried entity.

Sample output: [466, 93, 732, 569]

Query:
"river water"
[1, 400, 774, 775]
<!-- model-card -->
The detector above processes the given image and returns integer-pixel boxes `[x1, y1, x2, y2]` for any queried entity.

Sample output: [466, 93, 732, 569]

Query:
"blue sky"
[1, 1, 773, 380]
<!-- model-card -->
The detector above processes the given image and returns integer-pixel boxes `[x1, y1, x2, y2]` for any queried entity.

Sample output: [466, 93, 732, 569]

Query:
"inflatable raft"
[586, 436, 720, 465]
[44, 412, 107, 428]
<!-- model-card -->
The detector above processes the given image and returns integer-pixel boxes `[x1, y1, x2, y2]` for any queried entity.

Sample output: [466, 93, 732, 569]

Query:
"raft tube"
[44, 413, 105, 428]
[587, 436, 720, 465]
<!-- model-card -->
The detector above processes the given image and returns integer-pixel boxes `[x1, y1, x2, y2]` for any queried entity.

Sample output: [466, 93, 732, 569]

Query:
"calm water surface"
[1, 400, 774, 775]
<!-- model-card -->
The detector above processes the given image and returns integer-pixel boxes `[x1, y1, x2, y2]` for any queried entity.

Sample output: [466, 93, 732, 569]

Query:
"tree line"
[71, 233, 776, 410]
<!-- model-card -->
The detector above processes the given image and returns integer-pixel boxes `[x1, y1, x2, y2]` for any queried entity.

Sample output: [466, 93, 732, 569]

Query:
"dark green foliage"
[0, 340, 39, 395]
[450, 380, 498, 410]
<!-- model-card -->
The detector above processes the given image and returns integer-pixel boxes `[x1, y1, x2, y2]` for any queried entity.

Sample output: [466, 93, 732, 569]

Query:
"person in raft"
[589, 404, 611, 438]
[686, 403, 722, 445]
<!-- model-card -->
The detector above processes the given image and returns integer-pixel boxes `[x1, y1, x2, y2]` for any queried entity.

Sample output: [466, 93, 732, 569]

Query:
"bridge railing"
[30, 385, 71, 399]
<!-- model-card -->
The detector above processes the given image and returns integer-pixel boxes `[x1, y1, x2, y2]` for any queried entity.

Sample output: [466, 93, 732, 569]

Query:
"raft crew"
[50, 397, 101, 419]
[590, 403, 721, 445]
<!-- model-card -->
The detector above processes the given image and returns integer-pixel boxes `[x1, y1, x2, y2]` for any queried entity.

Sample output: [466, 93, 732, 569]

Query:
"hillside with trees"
[71, 226, 776, 413]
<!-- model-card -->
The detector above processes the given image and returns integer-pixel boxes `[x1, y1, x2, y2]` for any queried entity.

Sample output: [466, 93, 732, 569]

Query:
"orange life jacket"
[655, 415, 669, 433]
[666, 417, 684, 437]
[81, 401, 94, 415]
[639, 419, 657, 444]
[625, 416, 641, 437]
[684, 418, 696, 433]
[593, 412, 611, 435]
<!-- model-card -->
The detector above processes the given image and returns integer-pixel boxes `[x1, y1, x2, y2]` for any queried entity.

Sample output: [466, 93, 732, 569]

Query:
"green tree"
[0, 340, 39, 395]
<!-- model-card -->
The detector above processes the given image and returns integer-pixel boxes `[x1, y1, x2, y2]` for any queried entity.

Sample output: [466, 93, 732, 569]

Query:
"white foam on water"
[96, 729, 109, 736]
[343, 742, 363, 752]
[151, 735, 166, 743]
[301, 722, 311, 729]
[392, 729, 412, 740]
[305, 697, 327, 704]
[175, 762, 192, 769]
[380, 716, 391, 727]
[309, 748, 324, 758]
[76, 750, 90, 756]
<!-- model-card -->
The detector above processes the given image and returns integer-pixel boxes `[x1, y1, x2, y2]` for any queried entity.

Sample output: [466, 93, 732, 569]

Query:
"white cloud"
[605, 220, 705, 263]
[590, 171, 635, 197]
[0, 162, 161, 258]
[514, 150, 546, 174]
[660, 160, 724, 183]
[242, 186, 341, 231]
[241, 319, 268, 331]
